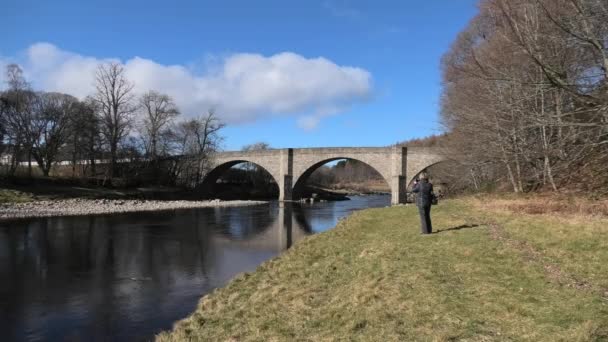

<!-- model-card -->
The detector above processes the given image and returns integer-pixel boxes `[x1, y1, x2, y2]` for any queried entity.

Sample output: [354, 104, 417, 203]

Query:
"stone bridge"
[200, 147, 445, 205]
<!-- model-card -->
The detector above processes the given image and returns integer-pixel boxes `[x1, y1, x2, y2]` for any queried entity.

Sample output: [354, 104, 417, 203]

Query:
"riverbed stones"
[0, 199, 266, 221]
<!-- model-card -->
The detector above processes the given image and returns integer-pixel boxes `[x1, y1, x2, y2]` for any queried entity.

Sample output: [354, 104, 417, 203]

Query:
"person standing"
[412, 173, 434, 234]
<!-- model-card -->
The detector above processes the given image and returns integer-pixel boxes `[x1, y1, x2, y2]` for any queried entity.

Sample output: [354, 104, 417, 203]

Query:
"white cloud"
[323, 0, 362, 20]
[2, 43, 372, 129]
[296, 105, 343, 131]
[297, 116, 321, 131]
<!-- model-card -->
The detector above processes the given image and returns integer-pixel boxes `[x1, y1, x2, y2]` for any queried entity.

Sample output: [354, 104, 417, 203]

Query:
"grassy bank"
[0, 189, 35, 203]
[1, 178, 202, 202]
[157, 197, 608, 341]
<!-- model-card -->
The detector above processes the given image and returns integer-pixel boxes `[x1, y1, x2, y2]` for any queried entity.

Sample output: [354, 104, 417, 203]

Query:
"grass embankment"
[0, 189, 35, 203]
[1, 178, 200, 201]
[157, 196, 608, 341]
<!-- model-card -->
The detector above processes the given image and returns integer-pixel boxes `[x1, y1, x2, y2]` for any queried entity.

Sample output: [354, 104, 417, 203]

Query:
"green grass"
[0, 188, 35, 203]
[157, 199, 608, 341]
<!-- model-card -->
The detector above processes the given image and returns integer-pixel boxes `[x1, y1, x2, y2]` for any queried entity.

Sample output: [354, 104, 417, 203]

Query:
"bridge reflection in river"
[0, 195, 390, 342]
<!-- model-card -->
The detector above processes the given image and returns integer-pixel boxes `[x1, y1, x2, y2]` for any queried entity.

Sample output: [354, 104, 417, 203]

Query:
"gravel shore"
[0, 198, 267, 221]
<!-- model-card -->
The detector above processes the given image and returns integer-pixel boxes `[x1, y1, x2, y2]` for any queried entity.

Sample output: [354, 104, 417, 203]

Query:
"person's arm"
[412, 182, 420, 193]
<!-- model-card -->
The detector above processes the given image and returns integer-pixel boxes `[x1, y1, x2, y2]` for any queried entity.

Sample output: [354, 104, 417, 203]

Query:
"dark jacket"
[412, 181, 434, 207]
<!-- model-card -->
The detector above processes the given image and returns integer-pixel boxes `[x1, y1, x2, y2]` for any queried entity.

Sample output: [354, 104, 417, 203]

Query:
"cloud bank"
[1, 43, 372, 130]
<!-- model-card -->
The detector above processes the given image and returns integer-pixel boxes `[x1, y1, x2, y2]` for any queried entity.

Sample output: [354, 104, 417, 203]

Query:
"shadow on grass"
[434, 224, 481, 234]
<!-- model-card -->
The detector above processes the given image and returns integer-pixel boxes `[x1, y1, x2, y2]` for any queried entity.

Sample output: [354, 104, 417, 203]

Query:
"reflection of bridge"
[211, 203, 310, 252]
[200, 147, 445, 205]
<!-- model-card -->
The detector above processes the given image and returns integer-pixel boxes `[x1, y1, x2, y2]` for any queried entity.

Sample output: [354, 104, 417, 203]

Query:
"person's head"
[419, 173, 429, 182]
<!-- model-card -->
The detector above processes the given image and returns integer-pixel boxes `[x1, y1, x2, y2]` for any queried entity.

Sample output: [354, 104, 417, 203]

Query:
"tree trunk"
[504, 160, 519, 193]
[151, 137, 157, 161]
[91, 158, 96, 177]
[42, 163, 51, 177]
[514, 156, 524, 192]
[470, 168, 480, 191]
[72, 156, 77, 177]
[109, 140, 117, 180]
[8, 144, 18, 176]
[544, 155, 558, 191]
[72, 136, 78, 178]
[27, 148, 32, 178]
[540, 122, 558, 192]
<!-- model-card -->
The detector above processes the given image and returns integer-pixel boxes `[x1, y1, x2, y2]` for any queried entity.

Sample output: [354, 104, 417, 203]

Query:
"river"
[0, 194, 390, 341]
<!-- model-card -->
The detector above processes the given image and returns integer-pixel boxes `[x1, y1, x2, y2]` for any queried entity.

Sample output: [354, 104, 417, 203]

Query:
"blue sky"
[1, 0, 478, 150]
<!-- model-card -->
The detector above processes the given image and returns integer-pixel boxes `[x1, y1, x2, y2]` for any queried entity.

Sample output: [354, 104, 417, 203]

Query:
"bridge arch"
[198, 159, 280, 199]
[405, 147, 447, 188]
[407, 160, 447, 188]
[292, 157, 390, 200]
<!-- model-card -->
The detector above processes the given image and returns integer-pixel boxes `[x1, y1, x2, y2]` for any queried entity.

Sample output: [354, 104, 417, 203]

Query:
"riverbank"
[0, 179, 205, 202]
[157, 196, 608, 341]
[310, 180, 391, 196]
[0, 198, 266, 221]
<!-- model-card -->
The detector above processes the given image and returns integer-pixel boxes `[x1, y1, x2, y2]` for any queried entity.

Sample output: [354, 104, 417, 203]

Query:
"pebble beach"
[0, 198, 267, 221]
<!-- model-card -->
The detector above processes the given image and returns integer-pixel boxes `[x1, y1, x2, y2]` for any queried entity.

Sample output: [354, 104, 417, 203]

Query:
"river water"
[0, 195, 390, 341]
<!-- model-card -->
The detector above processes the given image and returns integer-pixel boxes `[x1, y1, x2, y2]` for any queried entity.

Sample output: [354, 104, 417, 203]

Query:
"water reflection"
[0, 195, 389, 341]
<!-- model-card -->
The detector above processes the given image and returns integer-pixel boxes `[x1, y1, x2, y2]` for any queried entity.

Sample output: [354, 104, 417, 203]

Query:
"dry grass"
[157, 197, 608, 341]
[470, 192, 608, 218]
[467, 195, 608, 296]
[326, 180, 391, 193]
[0, 188, 35, 203]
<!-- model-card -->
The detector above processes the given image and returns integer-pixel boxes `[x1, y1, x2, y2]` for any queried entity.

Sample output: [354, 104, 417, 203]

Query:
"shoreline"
[0, 198, 267, 221]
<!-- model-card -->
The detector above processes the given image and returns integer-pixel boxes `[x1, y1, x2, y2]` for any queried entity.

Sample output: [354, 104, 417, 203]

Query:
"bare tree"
[138, 90, 179, 160]
[242, 142, 271, 151]
[191, 110, 225, 155]
[171, 110, 225, 187]
[30, 92, 78, 176]
[1, 64, 36, 176]
[440, 0, 608, 194]
[0, 93, 6, 153]
[66, 97, 101, 178]
[93, 62, 135, 180]
[6, 64, 29, 90]
[173, 110, 225, 155]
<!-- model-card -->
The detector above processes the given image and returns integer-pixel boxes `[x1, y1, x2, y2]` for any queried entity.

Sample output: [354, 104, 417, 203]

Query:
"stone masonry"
[200, 147, 445, 205]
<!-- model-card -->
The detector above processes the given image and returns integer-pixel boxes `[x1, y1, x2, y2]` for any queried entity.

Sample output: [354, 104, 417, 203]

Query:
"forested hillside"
[439, 0, 608, 195]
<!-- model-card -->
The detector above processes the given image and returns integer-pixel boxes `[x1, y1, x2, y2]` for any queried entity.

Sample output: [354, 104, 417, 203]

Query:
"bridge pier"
[279, 175, 293, 201]
[390, 146, 407, 205]
[391, 176, 406, 205]
[278, 148, 294, 202]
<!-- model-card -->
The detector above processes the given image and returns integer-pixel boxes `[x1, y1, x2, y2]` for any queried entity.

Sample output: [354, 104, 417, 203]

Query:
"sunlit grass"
[157, 198, 608, 341]
[0, 188, 34, 203]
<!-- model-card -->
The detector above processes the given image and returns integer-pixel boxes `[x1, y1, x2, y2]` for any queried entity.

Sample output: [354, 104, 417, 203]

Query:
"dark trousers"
[418, 205, 432, 234]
